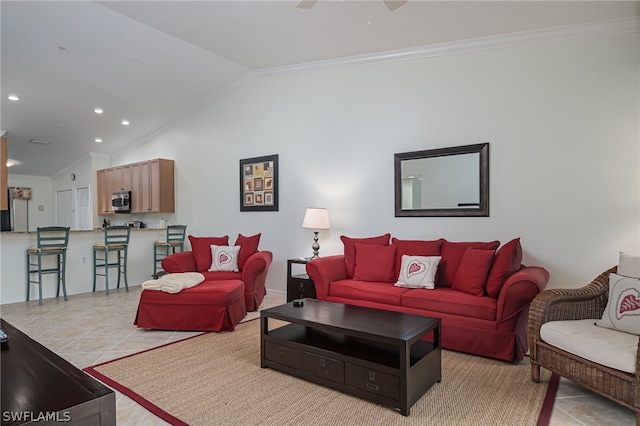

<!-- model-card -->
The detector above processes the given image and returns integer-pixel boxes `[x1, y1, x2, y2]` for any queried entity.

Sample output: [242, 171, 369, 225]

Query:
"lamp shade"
[302, 208, 330, 230]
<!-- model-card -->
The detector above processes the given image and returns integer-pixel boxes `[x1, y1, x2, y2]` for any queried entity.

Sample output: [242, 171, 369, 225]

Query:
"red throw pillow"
[341, 234, 390, 278]
[485, 238, 523, 297]
[391, 238, 443, 280]
[234, 233, 261, 270]
[438, 240, 500, 287]
[452, 248, 496, 296]
[353, 243, 397, 283]
[188, 235, 230, 272]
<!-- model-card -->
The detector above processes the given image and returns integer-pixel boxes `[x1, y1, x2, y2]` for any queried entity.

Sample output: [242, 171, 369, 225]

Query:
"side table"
[287, 258, 316, 302]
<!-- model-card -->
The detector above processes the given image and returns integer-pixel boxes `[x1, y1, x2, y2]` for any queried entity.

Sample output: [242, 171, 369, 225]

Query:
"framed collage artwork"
[240, 154, 278, 212]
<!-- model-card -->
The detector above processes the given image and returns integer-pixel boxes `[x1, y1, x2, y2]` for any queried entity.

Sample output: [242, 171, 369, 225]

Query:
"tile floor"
[0, 288, 636, 425]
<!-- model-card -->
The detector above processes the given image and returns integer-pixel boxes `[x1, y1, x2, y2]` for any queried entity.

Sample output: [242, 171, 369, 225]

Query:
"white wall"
[106, 33, 639, 292]
[3, 32, 637, 302]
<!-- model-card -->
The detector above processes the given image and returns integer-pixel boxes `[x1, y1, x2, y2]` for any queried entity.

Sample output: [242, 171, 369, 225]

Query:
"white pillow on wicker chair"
[595, 273, 640, 336]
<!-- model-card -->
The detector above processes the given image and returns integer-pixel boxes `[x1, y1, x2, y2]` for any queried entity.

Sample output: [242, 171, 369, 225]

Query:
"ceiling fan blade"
[383, 0, 407, 11]
[296, 0, 318, 9]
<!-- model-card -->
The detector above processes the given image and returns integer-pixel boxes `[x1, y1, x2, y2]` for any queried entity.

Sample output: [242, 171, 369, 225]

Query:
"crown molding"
[256, 16, 639, 77]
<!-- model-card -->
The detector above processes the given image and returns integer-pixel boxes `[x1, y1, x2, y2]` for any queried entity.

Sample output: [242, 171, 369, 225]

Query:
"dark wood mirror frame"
[394, 143, 489, 217]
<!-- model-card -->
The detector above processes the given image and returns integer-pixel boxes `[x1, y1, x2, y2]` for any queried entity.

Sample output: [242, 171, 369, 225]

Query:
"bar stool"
[93, 225, 130, 295]
[26, 226, 70, 305]
[153, 225, 187, 274]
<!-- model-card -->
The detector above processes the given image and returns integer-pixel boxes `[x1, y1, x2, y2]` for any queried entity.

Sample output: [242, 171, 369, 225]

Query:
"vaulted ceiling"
[2, 1, 638, 176]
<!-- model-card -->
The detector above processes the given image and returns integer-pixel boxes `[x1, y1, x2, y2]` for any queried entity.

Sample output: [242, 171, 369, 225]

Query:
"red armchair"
[162, 250, 272, 311]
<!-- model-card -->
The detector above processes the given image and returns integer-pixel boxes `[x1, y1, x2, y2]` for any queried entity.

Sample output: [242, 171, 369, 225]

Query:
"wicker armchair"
[528, 266, 639, 425]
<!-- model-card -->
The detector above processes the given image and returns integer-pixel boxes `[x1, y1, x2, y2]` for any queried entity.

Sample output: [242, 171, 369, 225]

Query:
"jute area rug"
[85, 319, 555, 426]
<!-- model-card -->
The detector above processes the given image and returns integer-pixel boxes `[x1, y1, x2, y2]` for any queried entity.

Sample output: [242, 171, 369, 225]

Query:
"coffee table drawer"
[346, 364, 399, 401]
[265, 341, 301, 370]
[302, 352, 344, 384]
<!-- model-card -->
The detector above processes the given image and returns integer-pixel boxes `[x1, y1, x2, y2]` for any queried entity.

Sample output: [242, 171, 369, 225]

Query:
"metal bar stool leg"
[26, 252, 31, 302]
[61, 249, 68, 301]
[37, 254, 43, 306]
[93, 248, 98, 292]
[116, 248, 121, 289]
[123, 246, 129, 291]
[105, 249, 110, 296]
[56, 253, 61, 297]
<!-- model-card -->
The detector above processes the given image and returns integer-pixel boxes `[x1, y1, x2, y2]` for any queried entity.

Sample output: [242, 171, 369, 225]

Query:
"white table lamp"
[302, 208, 330, 259]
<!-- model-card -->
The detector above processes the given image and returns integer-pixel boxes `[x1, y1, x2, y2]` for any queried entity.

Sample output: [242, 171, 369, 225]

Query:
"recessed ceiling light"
[8, 95, 19, 101]
[94, 108, 103, 114]
[121, 120, 130, 126]
[94, 138, 102, 143]
[6, 159, 20, 167]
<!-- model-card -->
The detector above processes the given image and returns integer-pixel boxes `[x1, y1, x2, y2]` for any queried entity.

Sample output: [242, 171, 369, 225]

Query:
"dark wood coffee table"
[260, 299, 441, 416]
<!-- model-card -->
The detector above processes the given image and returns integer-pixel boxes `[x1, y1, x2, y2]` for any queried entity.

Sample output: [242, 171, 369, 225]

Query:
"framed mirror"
[394, 143, 489, 217]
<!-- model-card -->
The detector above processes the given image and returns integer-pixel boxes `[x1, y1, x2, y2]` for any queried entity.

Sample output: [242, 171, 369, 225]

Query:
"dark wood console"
[0, 319, 115, 425]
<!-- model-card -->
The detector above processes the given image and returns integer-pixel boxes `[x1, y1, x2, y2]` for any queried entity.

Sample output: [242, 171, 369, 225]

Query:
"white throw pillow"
[209, 245, 240, 272]
[394, 255, 441, 289]
[595, 273, 640, 336]
[618, 252, 640, 279]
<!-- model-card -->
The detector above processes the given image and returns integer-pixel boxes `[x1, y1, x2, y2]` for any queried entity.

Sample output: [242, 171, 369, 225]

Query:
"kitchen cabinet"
[96, 169, 112, 214]
[98, 158, 174, 214]
[113, 165, 131, 192]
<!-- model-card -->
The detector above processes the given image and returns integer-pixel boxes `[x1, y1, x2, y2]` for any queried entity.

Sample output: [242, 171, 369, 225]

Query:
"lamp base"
[311, 231, 320, 259]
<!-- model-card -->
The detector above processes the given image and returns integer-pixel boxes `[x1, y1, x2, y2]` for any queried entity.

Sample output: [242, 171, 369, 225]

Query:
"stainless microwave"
[111, 191, 131, 212]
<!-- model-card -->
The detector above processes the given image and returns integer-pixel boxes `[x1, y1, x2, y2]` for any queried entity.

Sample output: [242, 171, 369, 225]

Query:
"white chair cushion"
[540, 319, 638, 374]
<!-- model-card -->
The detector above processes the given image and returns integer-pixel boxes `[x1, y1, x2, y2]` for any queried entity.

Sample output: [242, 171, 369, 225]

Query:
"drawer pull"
[317, 368, 329, 376]
[366, 382, 379, 391]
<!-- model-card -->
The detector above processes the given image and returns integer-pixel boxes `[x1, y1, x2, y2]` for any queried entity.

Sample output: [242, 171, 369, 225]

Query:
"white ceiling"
[2, 1, 638, 177]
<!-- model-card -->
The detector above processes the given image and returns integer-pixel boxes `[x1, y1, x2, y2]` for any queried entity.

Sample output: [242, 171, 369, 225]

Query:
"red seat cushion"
[401, 287, 497, 321]
[329, 279, 410, 306]
[200, 270, 241, 281]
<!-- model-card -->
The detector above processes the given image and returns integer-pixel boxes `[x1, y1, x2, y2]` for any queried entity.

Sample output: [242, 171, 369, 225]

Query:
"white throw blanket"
[142, 272, 205, 294]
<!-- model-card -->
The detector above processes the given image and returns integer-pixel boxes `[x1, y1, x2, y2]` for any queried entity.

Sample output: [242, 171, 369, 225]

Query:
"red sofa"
[161, 234, 273, 311]
[306, 234, 549, 362]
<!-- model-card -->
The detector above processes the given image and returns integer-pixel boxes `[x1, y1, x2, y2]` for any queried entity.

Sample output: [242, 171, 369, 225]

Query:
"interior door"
[56, 189, 73, 228]
[75, 186, 92, 230]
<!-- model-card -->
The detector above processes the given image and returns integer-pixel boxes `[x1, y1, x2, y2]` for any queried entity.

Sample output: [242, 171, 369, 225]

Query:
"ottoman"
[134, 279, 247, 331]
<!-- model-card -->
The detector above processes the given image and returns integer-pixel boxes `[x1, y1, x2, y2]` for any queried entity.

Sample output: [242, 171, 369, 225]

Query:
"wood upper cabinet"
[113, 165, 132, 192]
[1, 137, 7, 211]
[96, 169, 112, 214]
[97, 159, 174, 215]
[149, 159, 175, 213]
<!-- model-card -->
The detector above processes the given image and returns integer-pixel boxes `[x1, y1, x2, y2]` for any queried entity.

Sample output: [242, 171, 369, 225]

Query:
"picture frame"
[240, 154, 278, 212]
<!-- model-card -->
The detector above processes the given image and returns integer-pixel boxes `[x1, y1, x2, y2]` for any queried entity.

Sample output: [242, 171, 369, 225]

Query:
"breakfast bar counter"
[0, 228, 167, 304]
